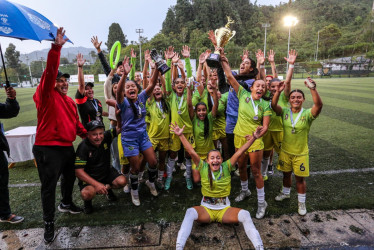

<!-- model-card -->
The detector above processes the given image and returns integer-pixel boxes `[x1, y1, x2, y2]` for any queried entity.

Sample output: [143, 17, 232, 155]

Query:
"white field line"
[8, 168, 374, 188]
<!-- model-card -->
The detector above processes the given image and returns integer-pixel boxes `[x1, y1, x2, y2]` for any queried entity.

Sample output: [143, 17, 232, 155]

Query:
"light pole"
[135, 28, 144, 71]
[40, 57, 44, 72]
[315, 30, 320, 61]
[262, 23, 270, 54]
[283, 16, 298, 71]
[25, 55, 33, 87]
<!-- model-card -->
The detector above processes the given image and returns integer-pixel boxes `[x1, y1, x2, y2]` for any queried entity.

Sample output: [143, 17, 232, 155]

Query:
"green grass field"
[1, 77, 374, 230]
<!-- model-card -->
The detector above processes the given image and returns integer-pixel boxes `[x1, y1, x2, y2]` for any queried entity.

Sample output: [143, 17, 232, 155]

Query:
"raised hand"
[164, 46, 175, 60]
[91, 36, 102, 51]
[177, 59, 184, 69]
[199, 52, 206, 64]
[122, 56, 133, 75]
[76, 53, 86, 67]
[181, 45, 190, 58]
[256, 49, 265, 65]
[172, 53, 180, 64]
[5, 87, 16, 99]
[54, 27, 68, 47]
[267, 49, 275, 63]
[208, 30, 217, 48]
[304, 77, 316, 90]
[131, 48, 137, 58]
[207, 79, 217, 91]
[218, 48, 228, 64]
[284, 49, 298, 65]
[144, 49, 151, 62]
[170, 122, 185, 136]
[277, 81, 285, 92]
[241, 49, 249, 61]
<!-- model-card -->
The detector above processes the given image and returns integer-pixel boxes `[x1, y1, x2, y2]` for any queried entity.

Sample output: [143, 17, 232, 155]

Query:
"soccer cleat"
[106, 189, 118, 201]
[179, 163, 186, 170]
[234, 189, 251, 202]
[0, 214, 24, 224]
[146, 180, 158, 196]
[164, 177, 172, 190]
[256, 201, 268, 219]
[83, 200, 93, 214]
[263, 175, 268, 181]
[298, 202, 307, 216]
[275, 192, 291, 201]
[123, 184, 130, 193]
[131, 189, 140, 206]
[186, 178, 193, 190]
[268, 164, 274, 176]
[234, 168, 240, 177]
[58, 202, 82, 214]
[44, 221, 55, 243]
[156, 178, 165, 190]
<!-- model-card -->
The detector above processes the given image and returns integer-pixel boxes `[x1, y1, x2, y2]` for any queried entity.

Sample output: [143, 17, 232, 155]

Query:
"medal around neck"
[206, 16, 236, 68]
[150, 49, 170, 75]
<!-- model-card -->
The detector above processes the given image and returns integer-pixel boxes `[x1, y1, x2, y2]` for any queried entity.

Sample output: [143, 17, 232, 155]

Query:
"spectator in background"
[0, 87, 23, 224]
[32, 28, 87, 243]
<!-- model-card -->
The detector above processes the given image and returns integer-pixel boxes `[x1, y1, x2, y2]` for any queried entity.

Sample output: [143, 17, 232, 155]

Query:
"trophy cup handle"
[229, 31, 236, 40]
[215, 29, 219, 37]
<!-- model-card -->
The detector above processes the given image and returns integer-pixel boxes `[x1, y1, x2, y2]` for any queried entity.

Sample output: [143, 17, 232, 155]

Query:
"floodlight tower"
[136, 28, 144, 71]
[283, 16, 298, 71]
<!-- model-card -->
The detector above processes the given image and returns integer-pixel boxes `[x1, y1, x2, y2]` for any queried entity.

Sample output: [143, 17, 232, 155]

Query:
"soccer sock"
[238, 210, 264, 249]
[130, 174, 139, 190]
[283, 186, 291, 195]
[241, 180, 248, 191]
[167, 157, 175, 178]
[148, 168, 157, 183]
[138, 171, 144, 181]
[261, 157, 270, 176]
[298, 193, 306, 203]
[176, 208, 198, 250]
[185, 158, 192, 178]
[158, 170, 164, 181]
[257, 187, 265, 204]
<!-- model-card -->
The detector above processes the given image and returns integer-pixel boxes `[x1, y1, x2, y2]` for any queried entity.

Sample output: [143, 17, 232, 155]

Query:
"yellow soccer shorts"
[150, 137, 169, 152]
[212, 129, 226, 141]
[170, 133, 195, 152]
[201, 206, 230, 223]
[118, 134, 129, 165]
[234, 134, 263, 153]
[263, 130, 283, 153]
[277, 150, 309, 177]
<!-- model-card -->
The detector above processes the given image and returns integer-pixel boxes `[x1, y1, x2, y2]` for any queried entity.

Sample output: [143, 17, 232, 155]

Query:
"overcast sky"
[1, 0, 284, 54]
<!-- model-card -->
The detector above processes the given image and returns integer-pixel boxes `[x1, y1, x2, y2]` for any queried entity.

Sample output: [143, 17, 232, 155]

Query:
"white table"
[4, 126, 37, 168]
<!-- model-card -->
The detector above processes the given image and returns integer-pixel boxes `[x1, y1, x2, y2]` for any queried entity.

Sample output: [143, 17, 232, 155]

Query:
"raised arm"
[145, 64, 160, 97]
[178, 59, 186, 80]
[230, 127, 262, 166]
[77, 53, 86, 95]
[116, 56, 132, 105]
[219, 48, 240, 93]
[129, 48, 136, 81]
[172, 53, 180, 80]
[181, 45, 192, 78]
[283, 49, 297, 98]
[164, 46, 175, 96]
[196, 51, 207, 96]
[267, 49, 278, 78]
[143, 49, 151, 89]
[256, 49, 266, 81]
[208, 79, 218, 118]
[91, 36, 111, 76]
[170, 122, 200, 166]
[187, 83, 195, 120]
[271, 82, 285, 115]
[305, 78, 323, 117]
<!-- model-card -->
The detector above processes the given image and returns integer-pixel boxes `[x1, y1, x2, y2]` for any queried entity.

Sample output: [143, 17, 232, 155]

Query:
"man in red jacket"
[32, 27, 87, 243]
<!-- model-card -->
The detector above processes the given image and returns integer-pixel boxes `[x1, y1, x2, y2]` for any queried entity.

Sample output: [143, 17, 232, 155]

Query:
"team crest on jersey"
[301, 116, 306, 122]
[139, 102, 144, 108]
[245, 97, 250, 103]
[128, 146, 134, 151]
[285, 114, 288, 120]
[103, 143, 108, 150]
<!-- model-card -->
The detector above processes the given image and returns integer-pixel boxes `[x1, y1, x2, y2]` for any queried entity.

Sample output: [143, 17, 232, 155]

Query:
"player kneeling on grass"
[75, 120, 126, 214]
[271, 77, 322, 216]
[171, 122, 263, 250]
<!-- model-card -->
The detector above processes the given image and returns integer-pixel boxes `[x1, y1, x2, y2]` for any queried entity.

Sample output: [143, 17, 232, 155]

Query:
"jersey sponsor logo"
[245, 97, 250, 103]
[285, 114, 288, 120]
[103, 143, 108, 150]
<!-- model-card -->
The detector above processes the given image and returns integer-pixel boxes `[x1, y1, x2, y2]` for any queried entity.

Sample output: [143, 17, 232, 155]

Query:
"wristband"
[260, 65, 265, 69]
[289, 64, 294, 68]
[173, 63, 178, 66]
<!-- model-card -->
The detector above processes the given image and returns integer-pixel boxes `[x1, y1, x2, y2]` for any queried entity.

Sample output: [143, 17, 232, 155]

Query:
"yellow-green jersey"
[192, 88, 208, 107]
[214, 92, 228, 131]
[268, 92, 289, 132]
[234, 86, 272, 137]
[193, 113, 215, 155]
[196, 159, 233, 198]
[281, 107, 316, 156]
[146, 98, 170, 139]
[167, 91, 192, 134]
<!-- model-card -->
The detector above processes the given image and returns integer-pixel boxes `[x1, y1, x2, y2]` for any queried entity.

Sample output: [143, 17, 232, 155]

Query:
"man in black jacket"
[0, 87, 23, 224]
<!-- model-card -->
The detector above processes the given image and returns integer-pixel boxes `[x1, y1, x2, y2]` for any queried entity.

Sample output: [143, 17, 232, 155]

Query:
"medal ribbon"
[91, 99, 99, 112]
[290, 108, 304, 131]
[156, 101, 164, 113]
[177, 95, 184, 113]
[211, 165, 223, 181]
[250, 96, 260, 117]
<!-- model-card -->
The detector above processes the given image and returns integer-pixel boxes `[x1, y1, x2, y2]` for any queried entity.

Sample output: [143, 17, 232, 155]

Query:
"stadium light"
[283, 16, 298, 71]
[136, 28, 144, 71]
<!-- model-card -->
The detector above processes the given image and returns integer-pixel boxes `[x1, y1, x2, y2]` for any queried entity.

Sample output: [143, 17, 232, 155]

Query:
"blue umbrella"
[0, 0, 72, 86]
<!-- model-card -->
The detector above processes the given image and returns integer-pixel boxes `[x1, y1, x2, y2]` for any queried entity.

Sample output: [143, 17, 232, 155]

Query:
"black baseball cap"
[85, 82, 94, 87]
[56, 70, 70, 80]
[86, 120, 105, 131]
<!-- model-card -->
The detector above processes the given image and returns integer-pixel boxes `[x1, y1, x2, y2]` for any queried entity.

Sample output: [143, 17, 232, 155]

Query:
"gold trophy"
[206, 16, 236, 68]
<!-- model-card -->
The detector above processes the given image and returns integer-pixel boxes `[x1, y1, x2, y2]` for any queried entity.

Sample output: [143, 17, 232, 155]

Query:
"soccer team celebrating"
[1, 28, 323, 249]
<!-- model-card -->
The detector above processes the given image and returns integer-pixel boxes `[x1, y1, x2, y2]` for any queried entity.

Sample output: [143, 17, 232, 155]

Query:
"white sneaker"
[298, 202, 307, 216]
[234, 189, 251, 202]
[131, 189, 140, 206]
[123, 184, 130, 193]
[145, 180, 158, 197]
[179, 163, 186, 170]
[256, 201, 268, 219]
[275, 192, 290, 201]
[234, 168, 240, 177]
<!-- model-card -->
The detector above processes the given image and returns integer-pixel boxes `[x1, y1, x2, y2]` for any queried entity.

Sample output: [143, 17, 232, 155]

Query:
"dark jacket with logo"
[0, 98, 20, 156]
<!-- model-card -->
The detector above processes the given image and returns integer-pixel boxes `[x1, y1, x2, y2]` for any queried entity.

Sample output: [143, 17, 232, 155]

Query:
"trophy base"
[158, 63, 171, 75]
[206, 53, 221, 68]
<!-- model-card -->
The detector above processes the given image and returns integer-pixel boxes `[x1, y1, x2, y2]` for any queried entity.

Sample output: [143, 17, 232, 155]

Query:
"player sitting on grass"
[171, 122, 264, 250]
[75, 120, 126, 214]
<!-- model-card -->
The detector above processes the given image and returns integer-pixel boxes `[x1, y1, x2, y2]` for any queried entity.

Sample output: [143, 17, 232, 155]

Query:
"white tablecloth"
[4, 126, 37, 163]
